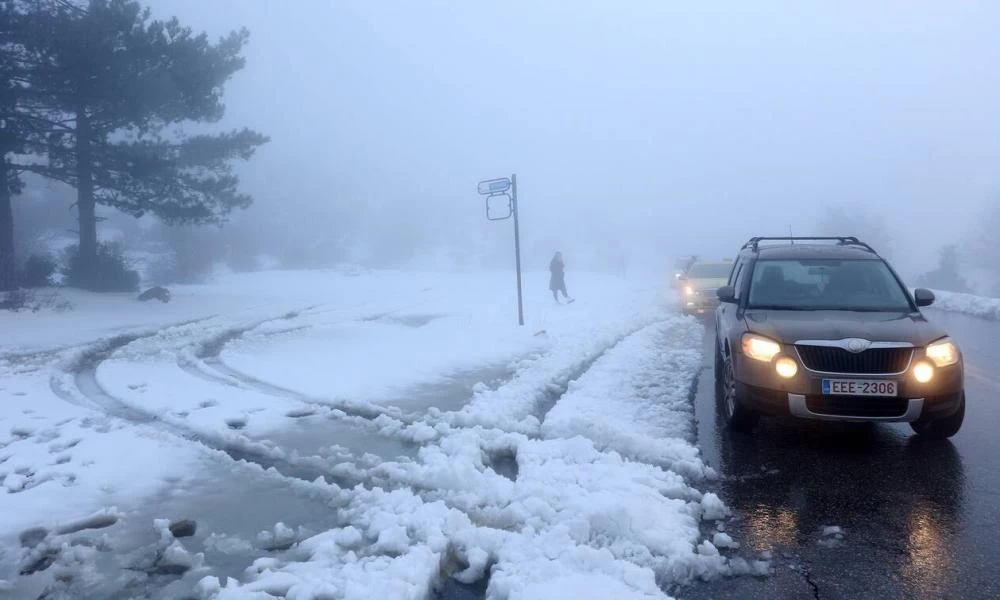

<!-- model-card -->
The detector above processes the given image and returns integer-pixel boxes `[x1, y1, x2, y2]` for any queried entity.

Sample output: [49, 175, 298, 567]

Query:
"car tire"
[720, 353, 759, 433]
[910, 392, 965, 439]
[714, 339, 724, 383]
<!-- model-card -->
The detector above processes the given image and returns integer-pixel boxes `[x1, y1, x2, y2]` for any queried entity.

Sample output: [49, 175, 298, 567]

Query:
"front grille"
[796, 345, 912, 374]
[806, 395, 908, 418]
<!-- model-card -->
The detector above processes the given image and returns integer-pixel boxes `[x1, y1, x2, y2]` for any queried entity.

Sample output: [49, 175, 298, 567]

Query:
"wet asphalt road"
[680, 310, 1000, 600]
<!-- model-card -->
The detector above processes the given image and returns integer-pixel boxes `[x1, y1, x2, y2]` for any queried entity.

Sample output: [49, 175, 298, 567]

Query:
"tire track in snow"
[534, 318, 664, 425]
[47, 317, 367, 490]
[181, 310, 409, 423]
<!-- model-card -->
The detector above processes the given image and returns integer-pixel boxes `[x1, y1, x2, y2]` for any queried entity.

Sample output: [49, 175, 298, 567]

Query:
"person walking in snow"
[549, 251, 572, 303]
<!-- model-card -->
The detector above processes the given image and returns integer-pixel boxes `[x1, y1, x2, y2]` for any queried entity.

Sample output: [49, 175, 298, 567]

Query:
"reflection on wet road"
[682, 310, 1000, 600]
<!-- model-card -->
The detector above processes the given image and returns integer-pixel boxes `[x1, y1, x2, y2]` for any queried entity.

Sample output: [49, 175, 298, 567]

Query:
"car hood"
[743, 310, 947, 347]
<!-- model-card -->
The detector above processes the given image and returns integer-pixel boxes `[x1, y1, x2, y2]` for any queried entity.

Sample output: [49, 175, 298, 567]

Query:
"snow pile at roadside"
[197, 318, 760, 599]
[542, 317, 707, 478]
[925, 289, 1000, 321]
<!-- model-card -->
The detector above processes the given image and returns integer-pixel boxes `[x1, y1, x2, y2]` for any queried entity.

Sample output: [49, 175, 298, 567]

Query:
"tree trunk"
[76, 108, 98, 288]
[0, 162, 15, 292]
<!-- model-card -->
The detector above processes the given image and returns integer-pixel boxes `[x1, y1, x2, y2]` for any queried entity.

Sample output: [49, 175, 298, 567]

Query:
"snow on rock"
[257, 522, 310, 551]
[159, 540, 202, 573]
[54, 508, 122, 535]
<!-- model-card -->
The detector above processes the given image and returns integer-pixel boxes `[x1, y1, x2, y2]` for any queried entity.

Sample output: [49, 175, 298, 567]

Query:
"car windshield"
[688, 263, 732, 278]
[747, 259, 913, 311]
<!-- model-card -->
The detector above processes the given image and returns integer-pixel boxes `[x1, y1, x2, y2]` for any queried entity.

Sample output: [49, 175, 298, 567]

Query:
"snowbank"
[2, 268, 751, 597]
[926, 289, 1000, 321]
[542, 317, 708, 478]
[197, 318, 756, 599]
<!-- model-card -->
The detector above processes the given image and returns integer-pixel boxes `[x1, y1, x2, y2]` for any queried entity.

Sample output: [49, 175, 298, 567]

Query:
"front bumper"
[733, 348, 964, 423]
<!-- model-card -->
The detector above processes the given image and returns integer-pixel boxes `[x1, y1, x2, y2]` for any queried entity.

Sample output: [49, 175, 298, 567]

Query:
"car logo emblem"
[845, 338, 871, 353]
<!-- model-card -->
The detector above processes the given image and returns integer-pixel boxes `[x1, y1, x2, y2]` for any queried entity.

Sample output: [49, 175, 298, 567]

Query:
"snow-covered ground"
[925, 288, 1000, 321]
[1, 269, 763, 598]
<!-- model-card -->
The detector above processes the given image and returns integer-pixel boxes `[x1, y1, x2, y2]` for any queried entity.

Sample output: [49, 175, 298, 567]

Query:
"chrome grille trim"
[794, 345, 914, 376]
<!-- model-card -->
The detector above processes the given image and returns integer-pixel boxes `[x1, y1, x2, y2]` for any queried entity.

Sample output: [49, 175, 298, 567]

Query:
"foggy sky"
[148, 0, 1000, 276]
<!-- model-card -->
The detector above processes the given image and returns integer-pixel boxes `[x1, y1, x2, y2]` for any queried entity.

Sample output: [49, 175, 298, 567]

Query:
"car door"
[716, 257, 749, 353]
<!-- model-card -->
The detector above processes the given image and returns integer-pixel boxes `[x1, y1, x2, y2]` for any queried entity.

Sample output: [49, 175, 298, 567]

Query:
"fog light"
[913, 361, 934, 383]
[775, 356, 798, 378]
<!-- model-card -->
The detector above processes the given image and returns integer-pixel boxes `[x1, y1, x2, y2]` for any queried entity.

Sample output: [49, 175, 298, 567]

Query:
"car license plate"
[822, 379, 898, 397]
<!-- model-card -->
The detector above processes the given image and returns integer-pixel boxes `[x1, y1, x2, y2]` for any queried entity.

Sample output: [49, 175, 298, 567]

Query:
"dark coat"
[549, 257, 565, 291]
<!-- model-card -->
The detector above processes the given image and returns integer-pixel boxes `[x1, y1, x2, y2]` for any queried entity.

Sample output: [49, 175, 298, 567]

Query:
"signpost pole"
[511, 173, 524, 326]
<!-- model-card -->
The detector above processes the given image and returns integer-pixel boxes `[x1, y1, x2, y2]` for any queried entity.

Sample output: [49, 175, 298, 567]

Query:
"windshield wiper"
[747, 305, 813, 311]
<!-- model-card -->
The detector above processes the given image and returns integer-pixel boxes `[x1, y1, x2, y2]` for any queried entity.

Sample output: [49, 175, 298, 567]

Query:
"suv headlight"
[925, 338, 960, 367]
[742, 333, 782, 362]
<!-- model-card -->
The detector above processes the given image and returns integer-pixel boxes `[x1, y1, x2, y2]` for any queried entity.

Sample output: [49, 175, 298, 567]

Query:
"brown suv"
[714, 237, 964, 439]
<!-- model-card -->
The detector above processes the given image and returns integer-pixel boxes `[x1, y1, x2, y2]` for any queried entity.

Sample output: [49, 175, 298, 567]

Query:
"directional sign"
[478, 177, 511, 195]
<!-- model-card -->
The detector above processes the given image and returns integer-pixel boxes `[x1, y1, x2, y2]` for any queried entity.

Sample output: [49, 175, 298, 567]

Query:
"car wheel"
[721, 353, 759, 433]
[910, 392, 965, 439]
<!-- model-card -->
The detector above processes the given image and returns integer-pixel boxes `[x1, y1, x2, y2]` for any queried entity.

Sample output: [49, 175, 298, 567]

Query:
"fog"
[145, 0, 1000, 278]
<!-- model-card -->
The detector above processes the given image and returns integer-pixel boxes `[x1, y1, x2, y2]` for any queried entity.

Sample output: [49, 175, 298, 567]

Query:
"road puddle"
[5, 458, 344, 599]
[264, 413, 422, 463]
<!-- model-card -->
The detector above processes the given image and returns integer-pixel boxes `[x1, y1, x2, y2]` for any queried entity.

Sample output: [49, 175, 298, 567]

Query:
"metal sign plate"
[478, 177, 511, 195]
[486, 193, 513, 220]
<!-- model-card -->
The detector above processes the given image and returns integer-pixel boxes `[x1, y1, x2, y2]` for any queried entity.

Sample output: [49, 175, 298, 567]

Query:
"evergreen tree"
[816, 204, 893, 258]
[16, 0, 267, 289]
[0, 0, 45, 290]
[917, 245, 970, 293]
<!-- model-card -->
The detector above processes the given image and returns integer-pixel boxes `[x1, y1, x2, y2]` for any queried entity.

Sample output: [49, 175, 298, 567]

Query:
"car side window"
[727, 261, 741, 286]
[732, 261, 749, 300]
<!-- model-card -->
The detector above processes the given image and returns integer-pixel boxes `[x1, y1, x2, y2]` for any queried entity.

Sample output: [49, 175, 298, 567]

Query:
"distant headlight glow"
[684, 285, 694, 296]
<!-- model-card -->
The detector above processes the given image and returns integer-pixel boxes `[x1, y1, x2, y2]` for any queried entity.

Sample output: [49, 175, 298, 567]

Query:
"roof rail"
[740, 236, 877, 254]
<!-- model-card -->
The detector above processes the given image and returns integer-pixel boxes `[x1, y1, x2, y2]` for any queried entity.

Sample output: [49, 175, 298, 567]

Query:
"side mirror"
[717, 286, 737, 303]
[914, 288, 935, 307]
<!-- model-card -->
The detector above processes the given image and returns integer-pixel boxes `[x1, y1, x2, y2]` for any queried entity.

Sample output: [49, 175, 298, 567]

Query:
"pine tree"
[917, 245, 970, 293]
[16, 0, 267, 289]
[0, 0, 41, 290]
